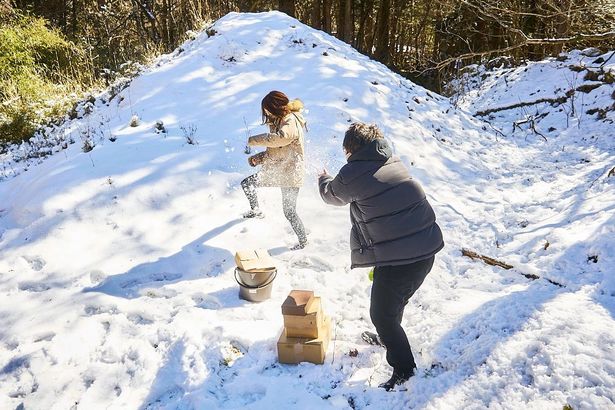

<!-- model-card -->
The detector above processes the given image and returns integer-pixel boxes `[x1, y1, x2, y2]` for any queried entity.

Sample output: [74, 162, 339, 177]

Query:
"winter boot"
[361, 331, 385, 347]
[379, 368, 415, 391]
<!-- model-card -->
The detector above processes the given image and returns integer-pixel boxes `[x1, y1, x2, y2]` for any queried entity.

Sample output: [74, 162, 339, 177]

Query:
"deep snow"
[0, 11, 614, 410]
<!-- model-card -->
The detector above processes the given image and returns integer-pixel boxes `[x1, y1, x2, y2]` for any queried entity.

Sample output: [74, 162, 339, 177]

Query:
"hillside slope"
[0, 12, 614, 409]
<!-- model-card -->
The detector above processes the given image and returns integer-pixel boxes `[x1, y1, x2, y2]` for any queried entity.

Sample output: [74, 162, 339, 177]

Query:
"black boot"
[361, 331, 385, 347]
[378, 368, 415, 391]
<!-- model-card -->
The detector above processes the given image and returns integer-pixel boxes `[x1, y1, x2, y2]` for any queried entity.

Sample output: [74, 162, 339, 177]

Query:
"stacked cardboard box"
[277, 290, 331, 365]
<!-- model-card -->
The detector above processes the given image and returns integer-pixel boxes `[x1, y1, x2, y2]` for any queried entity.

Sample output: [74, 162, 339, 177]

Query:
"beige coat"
[248, 112, 306, 188]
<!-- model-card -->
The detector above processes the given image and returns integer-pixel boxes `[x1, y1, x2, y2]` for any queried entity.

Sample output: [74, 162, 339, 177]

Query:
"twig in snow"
[589, 165, 615, 188]
[512, 111, 548, 141]
[483, 120, 506, 141]
[243, 116, 252, 155]
[461, 248, 565, 287]
[461, 248, 513, 269]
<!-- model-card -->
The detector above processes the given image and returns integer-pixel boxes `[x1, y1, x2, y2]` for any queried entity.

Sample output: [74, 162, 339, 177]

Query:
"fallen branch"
[512, 113, 548, 141]
[461, 248, 565, 287]
[484, 120, 506, 140]
[461, 248, 514, 269]
[475, 96, 567, 116]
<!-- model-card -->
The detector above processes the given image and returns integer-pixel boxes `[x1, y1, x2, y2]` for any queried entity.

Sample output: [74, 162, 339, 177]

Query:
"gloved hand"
[248, 151, 266, 167]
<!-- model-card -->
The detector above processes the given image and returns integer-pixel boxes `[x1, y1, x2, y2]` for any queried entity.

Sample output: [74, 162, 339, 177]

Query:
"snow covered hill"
[1, 11, 614, 409]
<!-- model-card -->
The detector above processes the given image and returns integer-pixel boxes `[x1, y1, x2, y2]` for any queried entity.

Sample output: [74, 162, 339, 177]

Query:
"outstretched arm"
[248, 117, 297, 148]
[319, 173, 352, 206]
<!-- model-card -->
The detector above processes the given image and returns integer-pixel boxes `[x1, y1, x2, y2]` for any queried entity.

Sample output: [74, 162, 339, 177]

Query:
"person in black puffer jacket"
[318, 122, 444, 391]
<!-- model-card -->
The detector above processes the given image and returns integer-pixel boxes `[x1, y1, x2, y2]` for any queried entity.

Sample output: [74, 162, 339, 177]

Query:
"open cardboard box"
[277, 316, 331, 365]
[281, 289, 316, 316]
[283, 297, 323, 339]
[235, 249, 277, 273]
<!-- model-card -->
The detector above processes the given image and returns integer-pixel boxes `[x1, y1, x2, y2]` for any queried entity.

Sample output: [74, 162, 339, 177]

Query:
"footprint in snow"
[22, 255, 46, 271]
[119, 272, 182, 289]
[143, 387, 185, 410]
[3, 339, 19, 351]
[83, 376, 95, 389]
[127, 313, 155, 325]
[83, 304, 119, 316]
[33, 332, 56, 343]
[192, 292, 222, 309]
[290, 255, 334, 272]
[202, 262, 225, 277]
[18, 282, 51, 292]
[140, 287, 178, 299]
[89, 270, 107, 285]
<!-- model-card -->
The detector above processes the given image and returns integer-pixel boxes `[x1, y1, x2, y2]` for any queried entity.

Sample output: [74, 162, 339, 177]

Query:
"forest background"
[1, 0, 614, 145]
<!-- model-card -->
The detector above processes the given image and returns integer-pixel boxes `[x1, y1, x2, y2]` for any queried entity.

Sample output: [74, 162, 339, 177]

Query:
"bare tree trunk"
[356, 0, 372, 51]
[323, 0, 332, 33]
[311, 0, 322, 29]
[335, 0, 353, 42]
[59, 0, 67, 33]
[364, 1, 377, 55]
[388, 0, 403, 67]
[279, 0, 296, 17]
[343, 0, 352, 42]
[373, 0, 391, 62]
[71, 0, 78, 39]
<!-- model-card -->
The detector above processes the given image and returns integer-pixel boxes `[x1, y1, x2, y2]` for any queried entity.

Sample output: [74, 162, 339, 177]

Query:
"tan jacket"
[248, 113, 306, 188]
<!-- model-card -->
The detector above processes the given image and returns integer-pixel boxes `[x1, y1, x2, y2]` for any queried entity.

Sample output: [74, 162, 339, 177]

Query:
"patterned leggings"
[241, 174, 307, 244]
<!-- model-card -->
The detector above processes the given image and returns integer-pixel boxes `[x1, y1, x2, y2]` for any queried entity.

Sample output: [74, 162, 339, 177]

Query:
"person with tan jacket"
[241, 90, 308, 250]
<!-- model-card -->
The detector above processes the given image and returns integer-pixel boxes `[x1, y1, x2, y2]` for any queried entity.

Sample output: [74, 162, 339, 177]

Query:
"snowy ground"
[1, 11, 614, 410]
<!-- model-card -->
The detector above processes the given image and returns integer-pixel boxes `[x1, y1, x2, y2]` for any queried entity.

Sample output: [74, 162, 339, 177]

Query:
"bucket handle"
[234, 268, 277, 289]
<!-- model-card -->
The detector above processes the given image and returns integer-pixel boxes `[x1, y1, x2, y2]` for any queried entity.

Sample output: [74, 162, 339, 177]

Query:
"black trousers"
[370, 256, 435, 373]
[241, 174, 307, 244]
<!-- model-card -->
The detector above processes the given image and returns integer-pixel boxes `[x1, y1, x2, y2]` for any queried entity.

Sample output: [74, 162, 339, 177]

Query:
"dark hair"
[343, 122, 384, 154]
[261, 90, 290, 124]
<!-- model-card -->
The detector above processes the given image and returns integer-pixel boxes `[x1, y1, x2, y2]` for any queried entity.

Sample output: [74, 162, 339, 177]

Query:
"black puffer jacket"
[319, 139, 444, 268]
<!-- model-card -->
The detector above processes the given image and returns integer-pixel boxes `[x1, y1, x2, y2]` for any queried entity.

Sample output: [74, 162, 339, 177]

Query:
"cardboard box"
[283, 297, 323, 338]
[277, 316, 331, 365]
[235, 249, 276, 273]
[281, 290, 315, 316]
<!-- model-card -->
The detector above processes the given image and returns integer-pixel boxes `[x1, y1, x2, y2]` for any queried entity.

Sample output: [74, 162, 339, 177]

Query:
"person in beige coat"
[241, 90, 308, 249]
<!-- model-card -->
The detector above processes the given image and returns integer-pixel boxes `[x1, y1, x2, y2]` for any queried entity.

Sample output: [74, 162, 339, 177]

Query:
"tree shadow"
[139, 338, 280, 409]
[139, 341, 192, 410]
[83, 219, 242, 299]
[405, 280, 564, 408]
[405, 207, 614, 407]
[268, 246, 290, 257]
[504, 187, 615, 319]
[192, 286, 248, 310]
